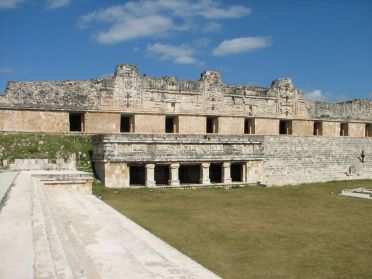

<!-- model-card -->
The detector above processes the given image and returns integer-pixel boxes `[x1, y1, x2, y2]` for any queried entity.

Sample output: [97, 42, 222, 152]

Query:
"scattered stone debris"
[340, 188, 372, 199]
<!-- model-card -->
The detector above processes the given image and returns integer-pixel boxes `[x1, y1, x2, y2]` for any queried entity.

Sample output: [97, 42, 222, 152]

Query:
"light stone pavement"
[0, 171, 221, 279]
[0, 171, 19, 203]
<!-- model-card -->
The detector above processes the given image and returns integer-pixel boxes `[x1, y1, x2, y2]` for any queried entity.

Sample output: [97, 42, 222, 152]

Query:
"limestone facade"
[0, 64, 371, 187]
[0, 64, 371, 137]
[92, 134, 372, 187]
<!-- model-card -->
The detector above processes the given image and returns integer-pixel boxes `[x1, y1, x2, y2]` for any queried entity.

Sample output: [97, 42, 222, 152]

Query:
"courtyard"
[95, 180, 372, 279]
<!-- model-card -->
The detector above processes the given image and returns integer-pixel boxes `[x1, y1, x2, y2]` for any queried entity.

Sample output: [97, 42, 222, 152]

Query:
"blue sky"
[0, 0, 371, 102]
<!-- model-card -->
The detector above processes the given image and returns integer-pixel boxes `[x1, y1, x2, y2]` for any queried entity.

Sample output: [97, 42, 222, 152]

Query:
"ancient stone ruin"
[0, 64, 371, 187]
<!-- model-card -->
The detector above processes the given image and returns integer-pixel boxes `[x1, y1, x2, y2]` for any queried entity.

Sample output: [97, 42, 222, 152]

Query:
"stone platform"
[0, 171, 220, 279]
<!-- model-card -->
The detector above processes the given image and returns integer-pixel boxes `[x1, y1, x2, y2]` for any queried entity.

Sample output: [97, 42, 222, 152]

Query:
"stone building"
[0, 64, 371, 187]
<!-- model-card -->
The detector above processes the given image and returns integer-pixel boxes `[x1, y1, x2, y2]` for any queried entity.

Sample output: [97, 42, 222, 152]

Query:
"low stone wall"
[3, 156, 76, 171]
[34, 172, 93, 195]
[262, 136, 372, 186]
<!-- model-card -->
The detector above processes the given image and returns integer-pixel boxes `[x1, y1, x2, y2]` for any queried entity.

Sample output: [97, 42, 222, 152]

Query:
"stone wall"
[84, 112, 120, 133]
[305, 99, 372, 121]
[0, 64, 310, 120]
[262, 136, 372, 186]
[134, 114, 165, 134]
[321, 121, 340, 137]
[218, 117, 245, 135]
[0, 109, 68, 132]
[0, 79, 110, 110]
[92, 134, 264, 163]
[254, 118, 279, 135]
[0, 64, 370, 135]
[348, 123, 366, 137]
[94, 161, 129, 188]
[178, 115, 206, 134]
[92, 134, 372, 188]
[292, 120, 313, 136]
[4, 155, 76, 171]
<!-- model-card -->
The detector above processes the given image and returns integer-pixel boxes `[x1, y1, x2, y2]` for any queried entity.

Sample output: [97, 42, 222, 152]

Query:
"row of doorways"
[129, 163, 244, 186]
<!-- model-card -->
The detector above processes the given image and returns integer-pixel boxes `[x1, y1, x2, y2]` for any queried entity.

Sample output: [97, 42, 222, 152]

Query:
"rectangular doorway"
[179, 165, 200, 184]
[129, 165, 145, 186]
[69, 113, 84, 132]
[340, 123, 348, 136]
[313, 121, 322, 136]
[155, 165, 169, 185]
[231, 163, 243, 182]
[120, 115, 133, 132]
[206, 117, 218, 134]
[279, 120, 292, 135]
[210, 163, 222, 183]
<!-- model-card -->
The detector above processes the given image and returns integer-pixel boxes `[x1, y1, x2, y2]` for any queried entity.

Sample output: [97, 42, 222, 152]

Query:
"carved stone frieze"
[92, 134, 264, 162]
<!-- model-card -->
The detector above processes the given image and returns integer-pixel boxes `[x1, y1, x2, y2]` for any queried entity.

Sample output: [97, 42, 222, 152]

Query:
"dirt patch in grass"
[98, 180, 372, 279]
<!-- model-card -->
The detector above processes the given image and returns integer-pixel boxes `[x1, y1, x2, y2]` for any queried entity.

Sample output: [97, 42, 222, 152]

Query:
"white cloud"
[46, 0, 71, 9]
[202, 22, 222, 33]
[0, 67, 15, 73]
[0, 0, 23, 9]
[305, 89, 327, 101]
[79, 0, 250, 44]
[79, 6, 126, 28]
[200, 5, 250, 19]
[147, 43, 202, 66]
[212, 36, 271, 56]
[121, 0, 250, 19]
[97, 15, 175, 44]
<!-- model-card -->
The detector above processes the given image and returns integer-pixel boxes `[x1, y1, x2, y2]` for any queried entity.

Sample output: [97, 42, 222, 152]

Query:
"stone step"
[33, 179, 88, 278]
[42, 186, 102, 279]
[31, 178, 59, 278]
[47, 187, 221, 279]
[47, 187, 155, 279]
[2, 171, 220, 279]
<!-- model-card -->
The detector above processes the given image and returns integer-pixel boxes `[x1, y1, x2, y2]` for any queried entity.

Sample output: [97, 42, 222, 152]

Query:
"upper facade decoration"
[0, 64, 371, 121]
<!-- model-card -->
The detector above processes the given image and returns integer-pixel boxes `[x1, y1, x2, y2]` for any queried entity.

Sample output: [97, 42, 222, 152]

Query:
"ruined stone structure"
[0, 64, 371, 187]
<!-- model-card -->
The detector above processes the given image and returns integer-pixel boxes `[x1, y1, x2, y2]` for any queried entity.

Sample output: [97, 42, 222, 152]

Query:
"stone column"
[169, 163, 180, 186]
[242, 162, 248, 183]
[200, 163, 210, 185]
[145, 164, 156, 187]
[222, 162, 232, 184]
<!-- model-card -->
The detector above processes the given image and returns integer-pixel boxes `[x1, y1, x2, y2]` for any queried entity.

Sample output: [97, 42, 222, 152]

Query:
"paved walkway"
[0, 171, 18, 203]
[0, 171, 221, 279]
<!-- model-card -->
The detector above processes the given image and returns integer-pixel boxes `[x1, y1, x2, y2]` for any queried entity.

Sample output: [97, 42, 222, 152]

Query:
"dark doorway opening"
[69, 113, 84, 132]
[279, 120, 292, 135]
[210, 163, 222, 183]
[244, 118, 255, 134]
[179, 165, 200, 184]
[120, 115, 132, 132]
[155, 165, 169, 185]
[166, 117, 175, 133]
[206, 117, 213, 133]
[366, 124, 372, 137]
[231, 163, 243, 182]
[313, 121, 322, 136]
[340, 123, 348, 136]
[129, 165, 145, 186]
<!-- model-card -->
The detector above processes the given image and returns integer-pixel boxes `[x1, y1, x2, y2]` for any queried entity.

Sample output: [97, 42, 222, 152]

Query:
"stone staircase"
[0, 171, 221, 279]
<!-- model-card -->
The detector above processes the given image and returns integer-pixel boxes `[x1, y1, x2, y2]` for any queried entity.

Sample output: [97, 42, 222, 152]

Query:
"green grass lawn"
[0, 133, 93, 172]
[94, 180, 372, 279]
